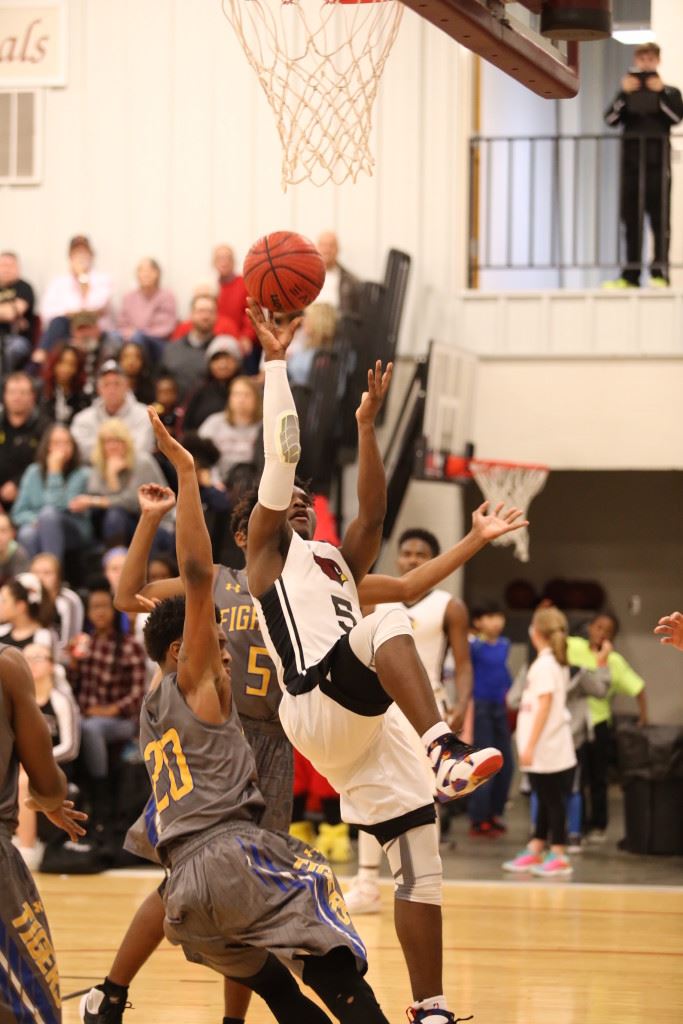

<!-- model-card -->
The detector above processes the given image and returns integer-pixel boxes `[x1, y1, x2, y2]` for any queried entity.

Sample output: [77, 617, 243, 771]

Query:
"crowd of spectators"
[0, 228, 360, 870]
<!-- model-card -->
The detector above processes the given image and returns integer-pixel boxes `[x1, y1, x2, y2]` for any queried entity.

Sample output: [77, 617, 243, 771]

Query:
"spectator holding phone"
[604, 42, 683, 288]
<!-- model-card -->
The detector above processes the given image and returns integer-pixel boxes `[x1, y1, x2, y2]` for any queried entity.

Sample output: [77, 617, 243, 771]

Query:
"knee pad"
[382, 823, 443, 906]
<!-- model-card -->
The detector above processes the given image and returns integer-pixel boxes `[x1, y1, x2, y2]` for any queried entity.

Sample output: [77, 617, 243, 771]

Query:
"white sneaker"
[586, 829, 607, 844]
[344, 877, 381, 915]
[13, 840, 45, 872]
[427, 734, 503, 801]
[567, 835, 583, 854]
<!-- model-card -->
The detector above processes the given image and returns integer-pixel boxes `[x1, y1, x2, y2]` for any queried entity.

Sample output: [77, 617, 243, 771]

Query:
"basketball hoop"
[221, 0, 403, 189]
[469, 459, 549, 563]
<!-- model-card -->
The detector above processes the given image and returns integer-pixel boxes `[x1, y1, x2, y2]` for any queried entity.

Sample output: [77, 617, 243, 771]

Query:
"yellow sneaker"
[602, 277, 638, 289]
[316, 823, 353, 863]
[290, 820, 316, 846]
[649, 276, 669, 288]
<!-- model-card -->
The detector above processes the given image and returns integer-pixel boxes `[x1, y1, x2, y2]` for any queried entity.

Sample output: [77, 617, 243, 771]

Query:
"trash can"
[615, 722, 683, 855]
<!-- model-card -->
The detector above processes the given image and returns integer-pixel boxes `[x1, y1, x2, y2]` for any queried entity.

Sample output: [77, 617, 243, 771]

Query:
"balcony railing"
[468, 132, 683, 286]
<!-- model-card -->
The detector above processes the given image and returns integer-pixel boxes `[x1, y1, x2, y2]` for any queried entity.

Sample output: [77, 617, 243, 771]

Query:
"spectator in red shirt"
[68, 579, 146, 797]
[214, 244, 256, 349]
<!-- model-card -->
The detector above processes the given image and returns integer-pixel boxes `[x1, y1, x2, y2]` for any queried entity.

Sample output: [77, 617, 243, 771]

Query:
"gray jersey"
[214, 566, 282, 726]
[0, 645, 19, 836]
[139, 671, 265, 855]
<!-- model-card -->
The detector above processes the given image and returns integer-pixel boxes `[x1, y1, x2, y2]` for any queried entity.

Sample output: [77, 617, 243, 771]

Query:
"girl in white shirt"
[503, 607, 576, 878]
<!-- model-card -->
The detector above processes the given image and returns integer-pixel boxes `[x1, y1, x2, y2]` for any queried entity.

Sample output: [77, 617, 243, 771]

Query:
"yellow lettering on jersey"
[221, 604, 260, 634]
[236, 605, 252, 631]
[246, 645, 271, 697]
[11, 901, 61, 1006]
[144, 727, 194, 814]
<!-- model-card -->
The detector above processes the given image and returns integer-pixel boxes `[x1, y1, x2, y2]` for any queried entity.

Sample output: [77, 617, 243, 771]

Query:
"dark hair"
[590, 609, 620, 636]
[182, 431, 221, 469]
[85, 577, 126, 638]
[470, 601, 504, 623]
[149, 553, 178, 577]
[155, 371, 178, 391]
[143, 596, 221, 664]
[398, 528, 440, 558]
[42, 344, 86, 400]
[4, 576, 54, 627]
[635, 42, 660, 57]
[35, 423, 81, 481]
[230, 477, 313, 539]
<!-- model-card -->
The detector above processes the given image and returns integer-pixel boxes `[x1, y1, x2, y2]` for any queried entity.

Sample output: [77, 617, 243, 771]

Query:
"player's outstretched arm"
[114, 484, 186, 613]
[654, 611, 683, 651]
[147, 408, 227, 716]
[245, 298, 303, 597]
[2, 647, 87, 842]
[358, 500, 528, 605]
[341, 361, 392, 584]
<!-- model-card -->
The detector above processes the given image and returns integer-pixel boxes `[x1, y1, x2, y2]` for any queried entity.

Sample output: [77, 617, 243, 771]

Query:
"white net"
[221, 0, 403, 189]
[469, 460, 549, 563]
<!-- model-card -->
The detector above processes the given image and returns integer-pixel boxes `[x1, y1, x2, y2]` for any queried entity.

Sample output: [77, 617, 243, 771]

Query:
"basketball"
[243, 231, 326, 314]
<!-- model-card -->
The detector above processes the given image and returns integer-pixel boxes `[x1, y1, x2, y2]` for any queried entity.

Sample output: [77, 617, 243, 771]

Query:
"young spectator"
[287, 303, 337, 387]
[503, 607, 576, 878]
[0, 511, 30, 586]
[182, 433, 232, 561]
[0, 372, 48, 510]
[467, 603, 514, 837]
[40, 344, 91, 424]
[40, 235, 114, 351]
[117, 342, 155, 405]
[567, 612, 647, 842]
[197, 376, 262, 480]
[117, 258, 177, 360]
[71, 420, 172, 547]
[58, 311, 120, 392]
[70, 360, 154, 461]
[214, 244, 255, 347]
[152, 372, 184, 439]
[67, 580, 146, 831]
[0, 572, 55, 652]
[31, 553, 85, 660]
[161, 294, 220, 401]
[14, 642, 81, 869]
[11, 424, 92, 559]
[183, 335, 243, 431]
[0, 250, 35, 373]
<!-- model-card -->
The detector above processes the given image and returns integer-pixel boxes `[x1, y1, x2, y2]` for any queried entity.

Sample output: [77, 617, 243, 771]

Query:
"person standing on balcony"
[604, 42, 683, 289]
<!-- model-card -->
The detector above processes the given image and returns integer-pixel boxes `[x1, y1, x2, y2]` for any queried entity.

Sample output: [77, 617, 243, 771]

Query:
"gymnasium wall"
[0, 0, 472, 353]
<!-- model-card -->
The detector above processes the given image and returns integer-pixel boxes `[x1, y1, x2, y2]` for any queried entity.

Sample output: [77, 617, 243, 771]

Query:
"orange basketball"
[243, 231, 326, 314]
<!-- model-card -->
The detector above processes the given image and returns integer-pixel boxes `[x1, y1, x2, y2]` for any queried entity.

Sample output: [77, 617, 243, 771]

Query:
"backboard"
[400, 0, 581, 98]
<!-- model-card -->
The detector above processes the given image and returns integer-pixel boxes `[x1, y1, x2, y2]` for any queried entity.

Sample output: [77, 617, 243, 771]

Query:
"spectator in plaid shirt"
[68, 579, 146, 817]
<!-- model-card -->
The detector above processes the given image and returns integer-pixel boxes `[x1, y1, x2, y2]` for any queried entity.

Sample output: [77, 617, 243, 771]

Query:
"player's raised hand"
[356, 360, 393, 427]
[148, 407, 194, 473]
[246, 297, 302, 360]
[138, 483, 176, 518]
[471, 500, 529, 543]
[654, 611, 683, 651]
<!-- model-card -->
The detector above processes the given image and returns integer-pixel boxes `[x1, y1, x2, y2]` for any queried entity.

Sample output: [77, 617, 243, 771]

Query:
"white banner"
[0, 0, 67, 86]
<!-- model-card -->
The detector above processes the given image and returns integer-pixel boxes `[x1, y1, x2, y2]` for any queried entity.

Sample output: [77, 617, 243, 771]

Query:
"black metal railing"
[468, 132, 682, 284]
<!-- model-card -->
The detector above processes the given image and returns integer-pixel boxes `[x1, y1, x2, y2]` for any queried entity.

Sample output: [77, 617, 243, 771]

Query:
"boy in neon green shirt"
[567, 612, 647, 841]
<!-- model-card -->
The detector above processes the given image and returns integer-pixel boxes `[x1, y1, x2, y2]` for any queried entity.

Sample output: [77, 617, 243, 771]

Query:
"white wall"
[0, 0, 473, 353]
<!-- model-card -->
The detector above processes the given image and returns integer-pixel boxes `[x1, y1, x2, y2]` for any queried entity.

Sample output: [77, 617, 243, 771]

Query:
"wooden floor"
[39, 871, 682, 1023]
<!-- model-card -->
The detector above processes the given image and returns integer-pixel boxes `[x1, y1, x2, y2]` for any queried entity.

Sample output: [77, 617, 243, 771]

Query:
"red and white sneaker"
[343, 877, 382, 915]
[427, 735, 503, 802]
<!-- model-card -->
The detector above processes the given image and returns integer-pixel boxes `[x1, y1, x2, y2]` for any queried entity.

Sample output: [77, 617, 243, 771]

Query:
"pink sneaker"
[530, 853, 573, 878]
[502, 849, 544, 873]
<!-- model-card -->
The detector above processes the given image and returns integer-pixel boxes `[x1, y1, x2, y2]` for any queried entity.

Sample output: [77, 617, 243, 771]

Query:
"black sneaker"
[80, 986, 130, 1023]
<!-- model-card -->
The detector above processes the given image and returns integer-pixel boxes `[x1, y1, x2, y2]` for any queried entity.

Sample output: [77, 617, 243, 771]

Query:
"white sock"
[421, 722, 450, 750]
[357, 831, 382, 881]
[412, 995, 449, 1012]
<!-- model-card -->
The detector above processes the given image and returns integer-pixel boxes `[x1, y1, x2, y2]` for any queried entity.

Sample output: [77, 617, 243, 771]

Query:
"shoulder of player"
[443, 594, 468, 623]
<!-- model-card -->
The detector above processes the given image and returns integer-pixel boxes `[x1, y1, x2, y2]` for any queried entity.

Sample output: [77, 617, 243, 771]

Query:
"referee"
[604, 42, 683, 288]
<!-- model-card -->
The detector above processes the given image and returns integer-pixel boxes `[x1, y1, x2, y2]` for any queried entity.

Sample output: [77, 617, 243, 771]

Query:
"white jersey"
[252, 531, 361, 692]
[381, 589, 452, 710]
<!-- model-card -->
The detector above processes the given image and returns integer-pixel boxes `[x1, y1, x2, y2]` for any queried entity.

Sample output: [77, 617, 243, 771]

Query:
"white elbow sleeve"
[258, 360, 301, 511]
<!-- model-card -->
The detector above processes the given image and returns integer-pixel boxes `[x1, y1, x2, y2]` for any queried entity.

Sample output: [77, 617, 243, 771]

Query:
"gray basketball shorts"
[0, 835, 61, 1024]
[241, 720, 293, 832]
[163, 821, 367, 980]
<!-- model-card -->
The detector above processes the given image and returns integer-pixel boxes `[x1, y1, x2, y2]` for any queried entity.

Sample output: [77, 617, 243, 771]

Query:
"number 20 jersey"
[252, 532, 361, 693]
[213, 566, 281, 726]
